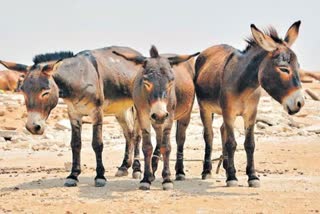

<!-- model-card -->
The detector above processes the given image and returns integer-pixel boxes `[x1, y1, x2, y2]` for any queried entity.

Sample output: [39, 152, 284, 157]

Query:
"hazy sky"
[0, 0, 319, 70]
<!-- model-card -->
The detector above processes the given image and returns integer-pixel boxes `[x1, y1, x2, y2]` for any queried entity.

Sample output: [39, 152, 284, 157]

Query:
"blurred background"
[0, 0, 319, 70]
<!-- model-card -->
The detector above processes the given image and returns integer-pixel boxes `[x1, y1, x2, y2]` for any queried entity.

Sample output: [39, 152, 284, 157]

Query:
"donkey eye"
[41, 91, 50, 97]
[279, 67, 290, 74]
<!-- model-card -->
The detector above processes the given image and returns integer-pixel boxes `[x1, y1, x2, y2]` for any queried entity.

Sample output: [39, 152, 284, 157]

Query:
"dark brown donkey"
[195, 21, 304, 187]
[0, 47, 144, 187]
[114, 46, 199, 190]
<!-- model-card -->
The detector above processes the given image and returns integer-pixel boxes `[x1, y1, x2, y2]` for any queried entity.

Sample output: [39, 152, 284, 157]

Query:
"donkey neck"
[237, 47, 268, 93]
[52, 72, 72, 98]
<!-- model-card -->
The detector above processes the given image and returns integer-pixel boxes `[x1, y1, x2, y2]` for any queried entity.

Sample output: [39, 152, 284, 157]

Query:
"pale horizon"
[0, 0, 319, 71]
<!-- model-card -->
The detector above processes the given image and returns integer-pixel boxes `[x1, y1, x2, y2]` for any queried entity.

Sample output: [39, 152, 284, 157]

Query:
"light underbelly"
[103, 98, 134, 115]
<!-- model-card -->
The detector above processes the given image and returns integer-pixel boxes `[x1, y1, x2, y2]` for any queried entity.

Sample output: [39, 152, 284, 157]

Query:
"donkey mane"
[33, 51, 74, 64]
[243, 26, 283, 53]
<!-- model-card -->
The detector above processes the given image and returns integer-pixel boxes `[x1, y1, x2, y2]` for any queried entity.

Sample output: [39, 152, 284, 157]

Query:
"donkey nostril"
[34, 125, 41, 132]
[151, 113, 157, 120]
[164, 112, 169, 119]
[297, 101, 301, 108]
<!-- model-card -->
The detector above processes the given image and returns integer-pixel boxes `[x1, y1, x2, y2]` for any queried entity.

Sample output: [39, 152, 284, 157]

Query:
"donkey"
[113, 46, 199, 190]
[0, 69, 25, 91]
[195, 21, 304, 187]
[0, 47, 144, 187]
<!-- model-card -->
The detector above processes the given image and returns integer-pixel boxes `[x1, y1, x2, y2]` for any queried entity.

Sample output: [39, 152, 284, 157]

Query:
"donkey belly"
[103, 98, 134, 115]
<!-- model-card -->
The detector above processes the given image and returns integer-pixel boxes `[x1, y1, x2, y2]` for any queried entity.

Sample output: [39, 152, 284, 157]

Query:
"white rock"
[55, 120, 71, 131]
[0, 137, 6, 143]
[64, 162, 72, 171]
[43, 133, 54, 140]
[303, 125, 320, 134]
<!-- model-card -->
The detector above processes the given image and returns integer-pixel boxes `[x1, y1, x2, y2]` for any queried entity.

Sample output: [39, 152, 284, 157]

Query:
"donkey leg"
[161, 125, 174, 190]
[140, 128, 153, 190]
[175, 114, 191, 181]
[220, 123, 229, 177]
[65, 113, 82, 187]
[115, 110, 135, 177]
[132, 117, 142, 179]
[150, 125, 164, 182]
[200, 109, 214, 180]
[243, 112, 260, 188]
[223, 116, 238, 187]
[91, 108, 106, 187]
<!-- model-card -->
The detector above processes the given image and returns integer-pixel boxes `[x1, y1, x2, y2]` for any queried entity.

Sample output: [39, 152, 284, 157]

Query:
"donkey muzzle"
[26, 112, 46, 135]
[150, 101, 169, 124]
[283, 89, 305, 115]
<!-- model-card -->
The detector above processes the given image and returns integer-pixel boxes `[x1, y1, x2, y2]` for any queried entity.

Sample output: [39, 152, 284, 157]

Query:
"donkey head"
[251, 21, 304, 115]
[113, 45, 199, 124]
[0, 58, 63, 134]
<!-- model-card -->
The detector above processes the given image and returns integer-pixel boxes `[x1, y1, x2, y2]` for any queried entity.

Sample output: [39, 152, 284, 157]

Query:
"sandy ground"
[0, 83, 319, 214]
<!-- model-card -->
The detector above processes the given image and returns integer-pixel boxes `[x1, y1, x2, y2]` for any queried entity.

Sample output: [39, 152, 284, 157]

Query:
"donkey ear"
[250, 24, 278, 52]
[112, 51, 146, 65]
[284, 20, 301, 47]
[42, 60, 63, 76]
[149, 45, 159, 58]
[168, 52, 200, 66]
[0, 60, 30, 73]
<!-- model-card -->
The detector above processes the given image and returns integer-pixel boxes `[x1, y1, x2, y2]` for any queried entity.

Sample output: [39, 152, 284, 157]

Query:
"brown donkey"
[195, 21, 304, 187]
[114, 46, 199, 190]
[0, 70, 25, 91]
[0, 47, 144, 187]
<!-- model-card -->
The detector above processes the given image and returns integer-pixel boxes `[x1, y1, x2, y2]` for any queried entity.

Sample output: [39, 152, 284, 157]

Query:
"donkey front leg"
[160, 124, 174, 190]
[65, 113, 82, 187]
[140, 128, 153, 190]
[91, 107, 106, 187]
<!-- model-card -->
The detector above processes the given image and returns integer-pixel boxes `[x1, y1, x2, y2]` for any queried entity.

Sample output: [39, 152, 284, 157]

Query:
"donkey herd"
[0, 21, 305, 190]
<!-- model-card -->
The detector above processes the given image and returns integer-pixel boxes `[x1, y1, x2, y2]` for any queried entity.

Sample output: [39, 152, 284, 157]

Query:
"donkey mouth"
[286, 106, 300, 115]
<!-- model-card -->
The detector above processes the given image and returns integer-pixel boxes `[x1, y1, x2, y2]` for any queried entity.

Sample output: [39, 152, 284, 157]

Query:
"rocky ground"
[0, 83, 319, 213]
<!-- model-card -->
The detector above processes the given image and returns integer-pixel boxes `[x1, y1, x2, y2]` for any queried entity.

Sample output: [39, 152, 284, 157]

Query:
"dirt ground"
[0, 83, 319, 214]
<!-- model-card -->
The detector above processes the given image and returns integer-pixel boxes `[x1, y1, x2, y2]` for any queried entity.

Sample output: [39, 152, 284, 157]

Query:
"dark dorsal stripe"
[33, 51, 74, 64]
[237, 51, 268, 92]
[223, 52, 235, 71]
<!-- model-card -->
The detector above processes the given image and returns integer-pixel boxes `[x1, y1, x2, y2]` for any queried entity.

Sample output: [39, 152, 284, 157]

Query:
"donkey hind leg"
[91, 107, 106, 187]
[132, 114, 142, 179]
[175, 114, 192, 181]
[200, 109, 214, 180]
[65, 113, 82, 187]
[243, 112, 260, 188]
[220, 123, 228, 177]
[223, 116, 238, 187]
[115, 109, 135, 178]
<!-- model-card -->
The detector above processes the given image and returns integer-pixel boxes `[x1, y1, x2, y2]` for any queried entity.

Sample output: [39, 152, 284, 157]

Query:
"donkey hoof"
[175, 174, 186, 181]
[162, 182, 174, 190]
[139, 182, 151, 190]
[115, 169, 128, 177]
[132, 171, 142, 179]
[248, 179, 260, 188]
[64, 178, 78, 187]
[95, 178, 106, 187]
[201, 173, 212, 180]
[226, 180, 238, 187]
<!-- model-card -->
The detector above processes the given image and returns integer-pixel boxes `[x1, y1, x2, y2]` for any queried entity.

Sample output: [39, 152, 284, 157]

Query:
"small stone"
[55, 120, 71, 131]
[64, 162, 72, 171]
[256, 122, 268, 129]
